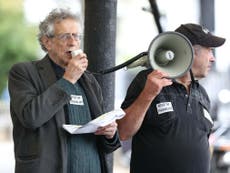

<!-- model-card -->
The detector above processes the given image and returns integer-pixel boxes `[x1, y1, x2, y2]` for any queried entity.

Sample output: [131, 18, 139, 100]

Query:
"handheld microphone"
[71, 49, 83, 57]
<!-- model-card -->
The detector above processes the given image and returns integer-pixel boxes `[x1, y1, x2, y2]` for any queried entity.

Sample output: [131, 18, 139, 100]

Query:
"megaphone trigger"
[126, 55, 149, 69]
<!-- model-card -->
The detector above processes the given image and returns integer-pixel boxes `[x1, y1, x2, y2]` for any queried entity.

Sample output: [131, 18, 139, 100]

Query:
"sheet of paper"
[62, 109, 125, 134]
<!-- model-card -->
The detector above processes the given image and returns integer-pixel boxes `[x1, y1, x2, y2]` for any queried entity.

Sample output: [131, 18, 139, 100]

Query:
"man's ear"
[193, 45, 201, 57]
[41, 36, 52, 51]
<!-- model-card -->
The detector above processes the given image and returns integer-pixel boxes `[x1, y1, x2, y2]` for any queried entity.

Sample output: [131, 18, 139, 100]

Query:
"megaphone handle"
[97, 51, 148, 74]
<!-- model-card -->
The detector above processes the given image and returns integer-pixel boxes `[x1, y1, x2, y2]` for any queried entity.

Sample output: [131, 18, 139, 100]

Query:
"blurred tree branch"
[148, 0, 163, 33]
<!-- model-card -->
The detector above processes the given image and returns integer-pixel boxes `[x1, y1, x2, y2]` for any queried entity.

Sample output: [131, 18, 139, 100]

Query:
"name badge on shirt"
[70, 95, 84, 105]
[156, 102, 174, 115]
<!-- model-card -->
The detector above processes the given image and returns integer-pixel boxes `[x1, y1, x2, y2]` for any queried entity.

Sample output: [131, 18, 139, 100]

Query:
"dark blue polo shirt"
[121, 69, 213, 173]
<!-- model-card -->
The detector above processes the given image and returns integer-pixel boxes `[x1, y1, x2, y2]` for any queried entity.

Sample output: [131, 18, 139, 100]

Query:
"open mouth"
[66, 51, 72, 56]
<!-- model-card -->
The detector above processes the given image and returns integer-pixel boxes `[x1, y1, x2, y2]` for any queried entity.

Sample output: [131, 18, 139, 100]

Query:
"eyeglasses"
[50, 33, 83, 41]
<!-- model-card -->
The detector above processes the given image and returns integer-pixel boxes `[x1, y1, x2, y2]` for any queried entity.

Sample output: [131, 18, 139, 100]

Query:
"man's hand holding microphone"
[63, 49, 88, 84]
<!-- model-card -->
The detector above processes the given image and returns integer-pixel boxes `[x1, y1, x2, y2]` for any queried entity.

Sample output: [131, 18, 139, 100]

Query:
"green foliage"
[0, 1, 38, 95]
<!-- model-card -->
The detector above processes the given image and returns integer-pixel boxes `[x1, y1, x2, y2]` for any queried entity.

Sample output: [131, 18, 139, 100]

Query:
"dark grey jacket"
[8, 55, 120, 173]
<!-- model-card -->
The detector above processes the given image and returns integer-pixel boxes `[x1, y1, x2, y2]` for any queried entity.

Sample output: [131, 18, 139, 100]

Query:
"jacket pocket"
[16, 156, 39, 173]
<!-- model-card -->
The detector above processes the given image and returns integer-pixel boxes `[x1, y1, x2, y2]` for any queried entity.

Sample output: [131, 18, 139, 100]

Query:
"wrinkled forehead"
[53, 18, 82, 33]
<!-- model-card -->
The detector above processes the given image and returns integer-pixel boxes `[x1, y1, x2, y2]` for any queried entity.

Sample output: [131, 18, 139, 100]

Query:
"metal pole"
[84, 0, 117, 172]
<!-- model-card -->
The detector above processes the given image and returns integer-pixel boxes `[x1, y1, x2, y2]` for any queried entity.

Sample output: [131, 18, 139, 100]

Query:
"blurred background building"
[0, 0, 230, 172]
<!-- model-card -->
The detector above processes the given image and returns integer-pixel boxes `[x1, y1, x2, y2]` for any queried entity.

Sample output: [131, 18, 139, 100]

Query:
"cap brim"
[201, 35, 226, 47]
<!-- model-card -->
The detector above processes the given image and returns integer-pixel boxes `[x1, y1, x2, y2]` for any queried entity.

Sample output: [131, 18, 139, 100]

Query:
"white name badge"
[156, 102, 174, 115]
[70, 95, 84, 105]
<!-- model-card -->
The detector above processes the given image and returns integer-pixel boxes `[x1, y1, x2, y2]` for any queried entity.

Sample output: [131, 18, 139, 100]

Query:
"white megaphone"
[127, 31, 194, 78]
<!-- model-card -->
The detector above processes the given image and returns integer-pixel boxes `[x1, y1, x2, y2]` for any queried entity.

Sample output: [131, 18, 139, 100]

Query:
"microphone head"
[71, 49, 83, 57]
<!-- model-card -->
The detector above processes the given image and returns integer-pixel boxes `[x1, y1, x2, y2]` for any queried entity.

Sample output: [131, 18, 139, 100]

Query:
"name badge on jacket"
[70, 95, 84, 105]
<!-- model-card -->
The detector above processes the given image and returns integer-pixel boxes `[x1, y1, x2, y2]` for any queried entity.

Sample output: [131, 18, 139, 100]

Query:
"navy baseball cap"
[175, 23, 225, 47]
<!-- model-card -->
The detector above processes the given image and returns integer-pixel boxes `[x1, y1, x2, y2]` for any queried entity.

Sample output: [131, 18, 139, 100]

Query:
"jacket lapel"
[36, 55, 66, 123]
[79, 74, 103, 119]
[36, 55, 57, 88]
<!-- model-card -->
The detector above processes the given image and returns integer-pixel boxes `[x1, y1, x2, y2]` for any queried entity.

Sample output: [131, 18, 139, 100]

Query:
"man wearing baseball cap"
[175, 23, 225, 47]
[117, 23, 225, 173]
